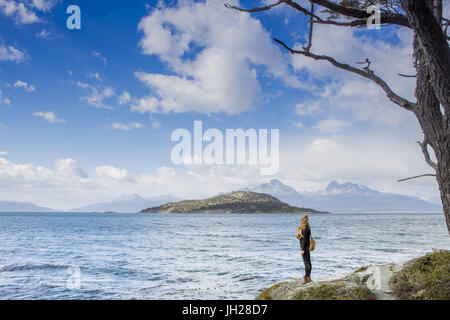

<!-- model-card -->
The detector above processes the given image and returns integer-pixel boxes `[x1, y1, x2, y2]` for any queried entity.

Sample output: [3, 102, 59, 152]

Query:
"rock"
[256, 263, 402, 300]
[350, 264, 403, 300]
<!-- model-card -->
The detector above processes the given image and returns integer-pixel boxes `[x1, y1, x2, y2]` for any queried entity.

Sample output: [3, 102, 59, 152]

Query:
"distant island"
[140, 191, 328, 214]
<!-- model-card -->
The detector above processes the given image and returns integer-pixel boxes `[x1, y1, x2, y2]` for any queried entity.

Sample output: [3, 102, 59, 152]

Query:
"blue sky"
[0, 0, 443, 209]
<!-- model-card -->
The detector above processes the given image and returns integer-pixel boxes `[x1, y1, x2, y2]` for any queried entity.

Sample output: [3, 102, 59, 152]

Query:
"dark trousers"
[302, 250, 312, 278]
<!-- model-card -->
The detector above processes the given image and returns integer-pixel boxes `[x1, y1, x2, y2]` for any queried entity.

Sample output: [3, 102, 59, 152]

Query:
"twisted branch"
[224, 0, 410, 28]
[273, 38, 415, 111]
[417, 138, 438, 171]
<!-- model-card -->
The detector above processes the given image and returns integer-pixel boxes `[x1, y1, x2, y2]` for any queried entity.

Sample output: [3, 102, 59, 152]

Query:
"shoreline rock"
[256, 250, 449, 300]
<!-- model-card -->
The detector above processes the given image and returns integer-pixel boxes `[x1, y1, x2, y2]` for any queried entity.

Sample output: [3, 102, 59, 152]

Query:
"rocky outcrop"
[256, 263, 403, 300]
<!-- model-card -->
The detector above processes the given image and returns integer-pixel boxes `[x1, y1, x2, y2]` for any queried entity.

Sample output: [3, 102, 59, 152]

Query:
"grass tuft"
[389, 250, 450, 300]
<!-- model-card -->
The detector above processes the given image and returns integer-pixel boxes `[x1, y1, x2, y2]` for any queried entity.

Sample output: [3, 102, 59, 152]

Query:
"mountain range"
[68, 194, 182, 213]
[243, 180, 442, 213]
[0, 201, 55, 212]
[0, 180, 442, 213]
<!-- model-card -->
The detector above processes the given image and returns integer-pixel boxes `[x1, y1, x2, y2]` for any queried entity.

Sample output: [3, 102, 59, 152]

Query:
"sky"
[0, 0, 444, 210]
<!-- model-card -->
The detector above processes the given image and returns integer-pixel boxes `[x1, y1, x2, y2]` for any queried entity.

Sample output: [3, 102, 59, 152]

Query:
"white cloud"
[151, 120, 162, 129]
[295, 101, 321, 116]
[31, 0, 57, 12]
[32, 111, 65, 123]
[291, 25, 416, 125]
[75, 82, 114, 109]
[291, 120, 305, 129]
[118, 91, 131, 105]
[109, 122, 145, 131]
[278, 131, 440, 203]
[92, 51, 107, 66]
[96, 165, 131, 181]
[0, 89, 11, 105]
[87, 72, 102, 82]
[55, 158, 88, 178]
[0, 44, 25, 62]
[14, 80, 36, 92]
[313, 119, 351, 133]
[0, 0, 40, 24]
[0, 0, 57, 25]
[134, 0, 302, 115]
[36, 29, 51, 39]
[0, 132, 441, 211]
[0, 151, 8, 155]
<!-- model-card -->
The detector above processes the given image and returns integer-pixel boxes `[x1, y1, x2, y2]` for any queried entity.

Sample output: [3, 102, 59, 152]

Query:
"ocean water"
[0, 212, 448, 300]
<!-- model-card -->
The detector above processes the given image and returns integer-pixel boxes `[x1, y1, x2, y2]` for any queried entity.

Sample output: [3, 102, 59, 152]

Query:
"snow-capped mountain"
[69, 194, 181, 213]
[323, 181, 378, 195]
[244, 180, 442, 213]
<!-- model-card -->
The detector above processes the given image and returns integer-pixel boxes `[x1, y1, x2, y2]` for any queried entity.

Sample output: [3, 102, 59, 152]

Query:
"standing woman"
[296, 214, 312, 284]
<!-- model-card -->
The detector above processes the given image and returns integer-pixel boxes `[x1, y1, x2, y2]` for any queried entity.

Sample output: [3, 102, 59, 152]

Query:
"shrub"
[389, 250, 450, 300]
[292, 281, 375, 300]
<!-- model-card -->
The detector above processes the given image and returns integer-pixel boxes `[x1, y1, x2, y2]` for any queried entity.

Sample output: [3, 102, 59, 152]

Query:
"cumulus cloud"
[14, 80, 36, 92]
[0, 0, 40, 24]
[75, 82, 115, 109]
[291, 25, 416, 126]
[0, 0, 57, 25]
[32, 111, 65, 123]
[31, 0, 58, 12]
[118, 91, 131, 105]
[0, 126, 442, 210]
[55, 158, 88, 178]
[96, 165, 132, 181]
[0, 44, 25, 63]
[133, 0, 302, 115]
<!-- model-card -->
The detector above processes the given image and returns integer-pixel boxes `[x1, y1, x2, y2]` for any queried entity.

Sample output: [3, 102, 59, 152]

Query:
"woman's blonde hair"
[297, 214, 309, 239]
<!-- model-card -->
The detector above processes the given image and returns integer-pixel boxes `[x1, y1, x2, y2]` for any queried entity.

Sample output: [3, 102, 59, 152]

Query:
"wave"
[0, 263, 66, 273]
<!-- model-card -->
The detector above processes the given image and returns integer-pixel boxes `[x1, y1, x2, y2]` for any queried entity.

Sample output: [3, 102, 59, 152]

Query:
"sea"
[0, 212, 448, 299]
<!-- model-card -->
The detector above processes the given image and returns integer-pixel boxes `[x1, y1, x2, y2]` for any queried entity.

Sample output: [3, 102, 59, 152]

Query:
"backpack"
[309, 237, 316, 251]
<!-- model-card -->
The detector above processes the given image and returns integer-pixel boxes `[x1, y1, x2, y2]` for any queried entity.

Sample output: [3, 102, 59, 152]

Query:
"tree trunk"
[405, 0, 450, 233]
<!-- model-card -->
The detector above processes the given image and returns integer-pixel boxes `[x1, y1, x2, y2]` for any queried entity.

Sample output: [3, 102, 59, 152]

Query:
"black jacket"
[299, 226, 311, 251]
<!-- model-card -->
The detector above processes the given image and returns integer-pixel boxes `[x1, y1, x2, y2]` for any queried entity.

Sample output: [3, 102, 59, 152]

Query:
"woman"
[296, 214, 312, 284]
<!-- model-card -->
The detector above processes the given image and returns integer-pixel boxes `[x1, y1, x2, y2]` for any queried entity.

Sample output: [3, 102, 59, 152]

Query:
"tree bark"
[401, 0, 450, 115]
[405, 0, 450, 233]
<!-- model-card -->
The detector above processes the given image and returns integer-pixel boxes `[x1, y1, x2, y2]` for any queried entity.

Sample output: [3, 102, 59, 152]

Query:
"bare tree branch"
[417, 138, 438, 171]
[224, 0, 411, 28]
[397, 174, 436, 182]
[224, 1, 284, 12]
[273, 38, 416, 111]
[303, 1, 315, 52]
[398, 73, 417, 78]
[309, 0, 410, 27]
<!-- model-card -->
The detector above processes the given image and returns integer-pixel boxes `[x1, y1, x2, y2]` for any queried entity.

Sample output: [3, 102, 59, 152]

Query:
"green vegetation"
[141, 191, 328, 214]
[255, 283, 283, 300]
[354, 265, 369, 273]
[389, 250, 450, 300]
[291, 281, 376, 300]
